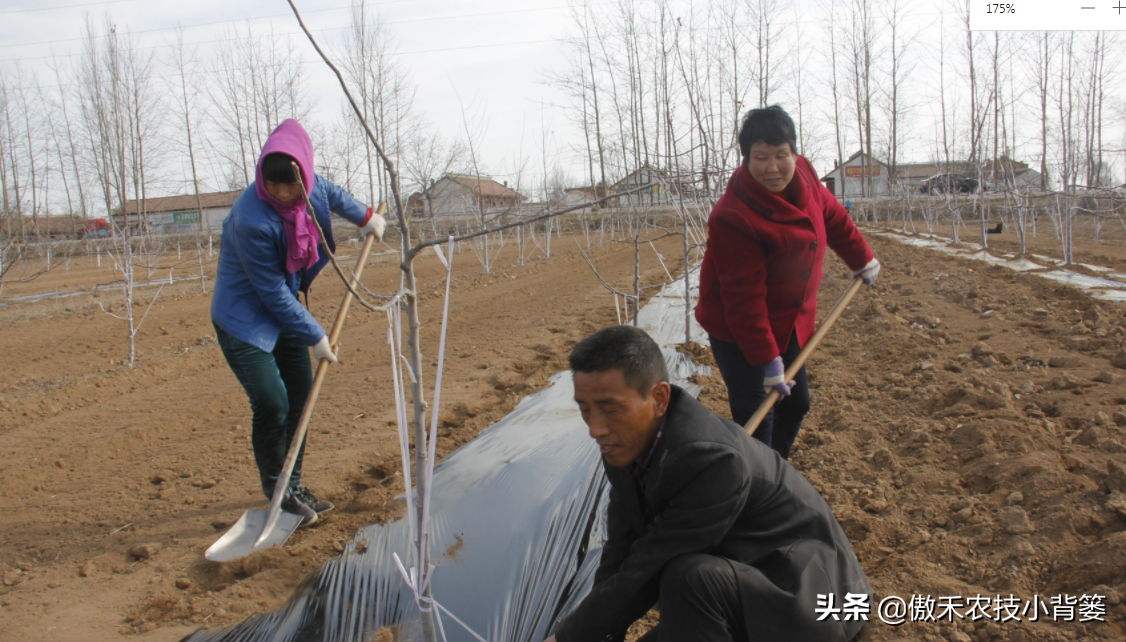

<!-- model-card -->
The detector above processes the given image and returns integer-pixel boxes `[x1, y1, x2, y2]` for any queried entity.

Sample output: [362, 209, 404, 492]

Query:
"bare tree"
[452, 87, 504, 274]
[48, 58, 89, 231]
[748, 0, 785, 107]
[169, 28, 207, 233]
[207, 23, 313, 190]
[1027, 31, 1055, 192]
[285, 7, 656, 638]
[819, 0, 847, 200]
[400, 130, 463, 221]
[881, 0, 917, 210]
[339, 1, 417, 206]
[844, 0, 877, 210]
[1, 73, 26, 244]
[12, 67, 41, 239]
[92, 225, 169, 366]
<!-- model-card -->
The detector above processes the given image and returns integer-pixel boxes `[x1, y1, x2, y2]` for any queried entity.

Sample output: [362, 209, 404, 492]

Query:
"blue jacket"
[211, 176, 369, 352]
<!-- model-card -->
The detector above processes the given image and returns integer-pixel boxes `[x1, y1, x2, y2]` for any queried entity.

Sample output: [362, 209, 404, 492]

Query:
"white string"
[433, 603, 451, 642]
[420, 236, 455, 570]
[392, 554, 489, 642]
[392, 554, 433, 612]
[649, 240, 674, 282]
[433, 598, 489, 642]
[387, 303, 417, 560]
[431, 244, 449, 270]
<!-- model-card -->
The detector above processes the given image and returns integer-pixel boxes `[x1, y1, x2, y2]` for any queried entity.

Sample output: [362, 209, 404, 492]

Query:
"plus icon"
[1117, 2, 1126, 15]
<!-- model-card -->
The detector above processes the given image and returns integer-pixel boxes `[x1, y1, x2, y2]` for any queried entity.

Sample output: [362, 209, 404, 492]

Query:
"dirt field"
[2, 223, 1125, 642]
[881, 211, 1126, 271]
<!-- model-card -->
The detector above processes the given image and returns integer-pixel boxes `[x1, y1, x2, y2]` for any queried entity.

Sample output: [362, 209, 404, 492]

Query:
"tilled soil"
[691, 229, 1126, 642]
[0, 235, 686, 641]
[3, 226, 1126, 642]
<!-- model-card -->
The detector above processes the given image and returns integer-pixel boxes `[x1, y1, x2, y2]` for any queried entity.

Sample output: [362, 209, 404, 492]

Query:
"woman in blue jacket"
[211, 119, 385, 525]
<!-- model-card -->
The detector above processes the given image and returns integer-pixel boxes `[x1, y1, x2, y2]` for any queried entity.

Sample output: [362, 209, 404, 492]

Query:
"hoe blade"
[204, 509, 303, 562]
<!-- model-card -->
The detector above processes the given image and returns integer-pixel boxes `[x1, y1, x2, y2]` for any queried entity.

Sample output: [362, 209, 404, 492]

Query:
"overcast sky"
[0, 0, 593, 188]
[0, 0, 1118, 202]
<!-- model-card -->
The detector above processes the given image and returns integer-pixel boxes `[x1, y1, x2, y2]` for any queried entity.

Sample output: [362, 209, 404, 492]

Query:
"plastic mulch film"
[875, 230, 1126, 303]
[181, 269, 709, 642]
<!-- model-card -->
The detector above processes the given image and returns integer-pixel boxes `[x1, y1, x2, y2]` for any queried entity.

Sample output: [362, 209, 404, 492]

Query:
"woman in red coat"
[695, 106, 879, 459]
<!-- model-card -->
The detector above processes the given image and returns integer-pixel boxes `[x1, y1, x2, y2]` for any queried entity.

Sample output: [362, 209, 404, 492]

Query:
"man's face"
[746, 141, 796, 193]
[574, 369, 670, 468]
[264, 180, 301, 205]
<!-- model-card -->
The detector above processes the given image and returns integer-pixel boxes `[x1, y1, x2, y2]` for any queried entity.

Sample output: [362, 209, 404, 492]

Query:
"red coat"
[695, 157, 874, 365]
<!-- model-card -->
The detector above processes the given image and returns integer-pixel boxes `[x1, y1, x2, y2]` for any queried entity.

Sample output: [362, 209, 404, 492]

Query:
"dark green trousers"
[214, 324, 313, 499]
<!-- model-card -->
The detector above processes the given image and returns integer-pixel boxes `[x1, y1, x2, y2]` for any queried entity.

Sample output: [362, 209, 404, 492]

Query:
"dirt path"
[3, 226, 1126, 642]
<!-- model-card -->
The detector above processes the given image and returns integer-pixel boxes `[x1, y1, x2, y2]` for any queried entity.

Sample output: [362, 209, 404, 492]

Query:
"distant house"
[980, 156, 1045, 190]
[819, 151, 893, 198]
[557, 186, 607, 212]
[5, 214, 84, 240]
[890, 158, 1044, 192]
[117, 189, 243, 233]
[406, 191, 428, 217]
[413, 174, 528, 218]
[889, 160, 977, 190]
[612, 166, 676, 207]
[822, 152, 1045, 196]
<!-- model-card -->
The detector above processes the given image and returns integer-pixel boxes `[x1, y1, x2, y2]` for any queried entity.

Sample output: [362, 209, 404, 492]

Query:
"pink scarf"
[255, 119, 320, 274]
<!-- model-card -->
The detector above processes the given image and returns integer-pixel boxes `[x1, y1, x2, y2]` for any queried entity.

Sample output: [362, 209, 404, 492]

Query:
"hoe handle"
[745, 277, 865, 437]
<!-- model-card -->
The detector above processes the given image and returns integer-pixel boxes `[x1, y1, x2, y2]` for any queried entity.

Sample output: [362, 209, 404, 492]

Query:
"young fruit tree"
[286, 3, 652, 638]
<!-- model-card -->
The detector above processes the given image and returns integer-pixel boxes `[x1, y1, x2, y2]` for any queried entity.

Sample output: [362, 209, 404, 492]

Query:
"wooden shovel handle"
[744, 277, 865, 436]
[256, 207, 383, 546]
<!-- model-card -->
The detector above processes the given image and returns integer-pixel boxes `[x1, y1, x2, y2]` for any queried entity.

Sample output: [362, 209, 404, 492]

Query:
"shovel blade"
[205, 509, 304, 562]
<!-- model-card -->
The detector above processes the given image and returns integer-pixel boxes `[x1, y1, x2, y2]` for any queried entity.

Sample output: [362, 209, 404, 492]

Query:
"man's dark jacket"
[555, 386, 871, 642]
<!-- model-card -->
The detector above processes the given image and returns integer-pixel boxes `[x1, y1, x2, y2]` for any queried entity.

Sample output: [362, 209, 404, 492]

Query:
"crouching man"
[548, 325, 870, 642]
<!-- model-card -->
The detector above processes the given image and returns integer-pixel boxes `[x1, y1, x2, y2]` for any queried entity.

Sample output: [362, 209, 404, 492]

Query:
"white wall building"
[119, 190, 243, 234]
[819, 151, 892, 198]
[412, 174, 528, 218]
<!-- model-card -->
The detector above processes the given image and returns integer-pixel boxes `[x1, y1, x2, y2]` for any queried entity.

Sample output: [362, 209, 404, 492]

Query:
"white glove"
[312, 336, 338, 364]
[359, 213, 386, 242]
[851, 258, 880, 285]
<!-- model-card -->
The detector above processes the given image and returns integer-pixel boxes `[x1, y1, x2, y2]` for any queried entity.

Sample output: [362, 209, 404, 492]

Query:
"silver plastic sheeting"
[182, 271, 709, 642]
[875, 231, 1126, 304]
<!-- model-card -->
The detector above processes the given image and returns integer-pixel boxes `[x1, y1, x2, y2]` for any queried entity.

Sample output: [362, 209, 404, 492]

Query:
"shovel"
[206, 222, 381, 562]
[745, 276, 865, 436]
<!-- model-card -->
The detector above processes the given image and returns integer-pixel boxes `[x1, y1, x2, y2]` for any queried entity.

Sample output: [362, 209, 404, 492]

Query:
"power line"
[0, 0, 414, 50]
[7, 3, 954, 94]
[0, 3, 944, 65]
[22, 33, 568, 94]
[0, 0, 138, 15]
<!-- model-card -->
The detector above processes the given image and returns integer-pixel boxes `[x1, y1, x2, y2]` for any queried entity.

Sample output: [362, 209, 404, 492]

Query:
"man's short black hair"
[261, 152, 300, 183]
[569, 325, 669, 397]
[738, 105, 797, 161]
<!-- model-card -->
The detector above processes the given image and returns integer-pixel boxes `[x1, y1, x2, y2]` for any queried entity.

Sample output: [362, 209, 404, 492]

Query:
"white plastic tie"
[431, 244, 449, 270]
[649, 240, 673, 282]
[387, 304, 417, 553]
[420, 236, 455, 561]
[391, 554, 489, 642]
